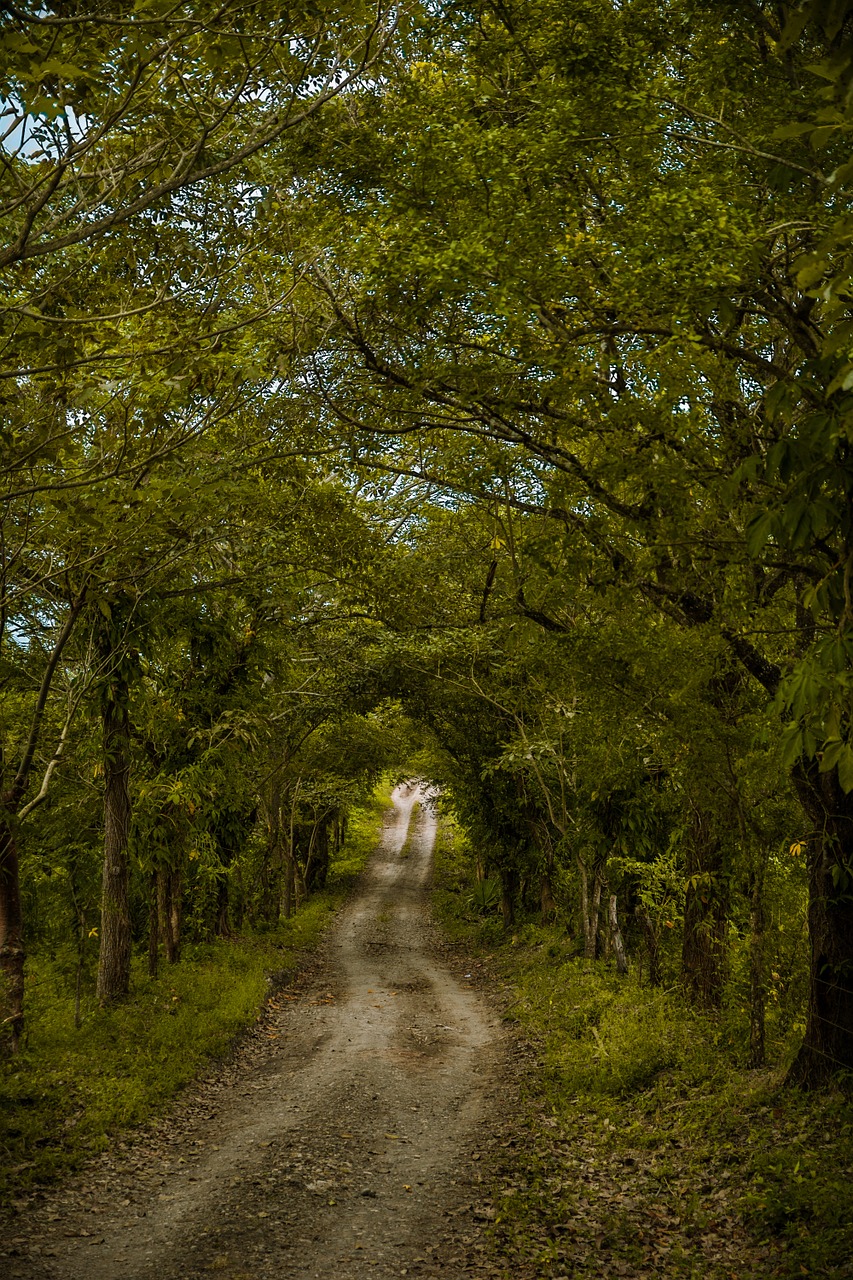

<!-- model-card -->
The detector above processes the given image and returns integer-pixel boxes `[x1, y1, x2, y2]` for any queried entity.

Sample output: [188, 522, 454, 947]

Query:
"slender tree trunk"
[578, 856, 591, 954]
[294, 841, 307, 911]
[74, 958, 84, 1030]
[536, 823, 557, 923]
[500, 866, 518, 928]
[788, 761, 853, 1085]
[158, 868, 181, 963]
[261, 780, 281, 924]
[306, 820, 330, 893]
[281, 841, 295, 920]
[158, 867, 173, 959]
[636, 906, 661, 986]
[169, 870, 181, 961]
[96, 692, 132, 1003]
[681, 809, 727, 1008]
[283, 786, 300, 918]
[748, 863, 766, 1069]
[540, 871, 557, 923]
[609, 894, 628, 975]
[233, 860, 244, 930]
[0, 816, 24, 1055]
[215, 874, 231, 938]
[148, 870, 159, 978]
[586, 870, 602, 960]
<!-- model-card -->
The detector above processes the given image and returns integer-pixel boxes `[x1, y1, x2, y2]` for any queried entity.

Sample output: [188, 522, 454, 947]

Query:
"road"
[7, 784, 507, 1280]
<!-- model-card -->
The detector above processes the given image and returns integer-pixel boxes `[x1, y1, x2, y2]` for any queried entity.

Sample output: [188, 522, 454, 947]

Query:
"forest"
[1, 0, 853, 1274]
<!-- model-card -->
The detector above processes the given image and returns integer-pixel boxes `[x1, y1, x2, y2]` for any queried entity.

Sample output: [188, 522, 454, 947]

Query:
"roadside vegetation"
[433, 816, 853, 1280]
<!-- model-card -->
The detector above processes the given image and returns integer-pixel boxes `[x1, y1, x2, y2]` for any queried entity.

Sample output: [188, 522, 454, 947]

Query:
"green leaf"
[809, 124, 839, 149]
[838, 744, 853, 793]
[771, 122, 812, 140]
[819, 737, 844, 772]
[781, 726, 805, 769]
[745, 510, 774, 556]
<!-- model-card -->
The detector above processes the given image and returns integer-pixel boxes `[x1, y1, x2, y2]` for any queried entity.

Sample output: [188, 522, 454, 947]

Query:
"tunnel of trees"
[1, 0, 853, 1091]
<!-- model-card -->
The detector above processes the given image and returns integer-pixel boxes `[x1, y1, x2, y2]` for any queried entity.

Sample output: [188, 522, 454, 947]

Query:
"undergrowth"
[433, 814, 853, 1280]
[0, 783, 387, 1207]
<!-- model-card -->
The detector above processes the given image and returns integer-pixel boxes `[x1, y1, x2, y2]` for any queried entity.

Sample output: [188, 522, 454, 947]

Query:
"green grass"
[432, 817, 853, 1280]
[398, 800, 420, 858]
[0, 786, 388, 1207]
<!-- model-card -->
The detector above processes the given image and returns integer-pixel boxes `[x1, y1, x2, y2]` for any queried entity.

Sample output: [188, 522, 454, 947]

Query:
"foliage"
[0, 0, 852, 1209]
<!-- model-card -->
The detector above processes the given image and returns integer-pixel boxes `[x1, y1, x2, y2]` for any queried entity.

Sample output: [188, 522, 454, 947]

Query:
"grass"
[398, 799, 420, 859]
[0, 784, 387, 1208]
[432, 816, 853, 1280]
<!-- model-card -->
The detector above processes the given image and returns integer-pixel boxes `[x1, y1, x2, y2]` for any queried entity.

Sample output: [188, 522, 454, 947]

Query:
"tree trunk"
[158, 867, 172, 958]
[281, 841, 295, 920]
[636, 906, 661, 986]
[748, 863, 766, 1069]
[578, 857, 590, 953]
[215, 875, 231, 938]
[233, 861, 244, 930]
[294, 853, 307, 911]
[681, 809, 726, 1008]
[500, 866, 518, 928]
[0, 816, 24, 1055]
[540, 870, 557, 923]
[169, 870, 182, 961]
[148, 870, 159, 978]
[609, 894, 628, 975]
[158, 868, 181, 963]
[585, 870, 602, 960]
[256, 778, 280, 924]
[96, 691, 132, 1003]
[306, 820, 330, 893]
[788, 761, 853, 1085]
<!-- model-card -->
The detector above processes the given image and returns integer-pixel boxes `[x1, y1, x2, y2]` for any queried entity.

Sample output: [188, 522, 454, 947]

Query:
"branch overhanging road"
[9, 784, 509, 1280]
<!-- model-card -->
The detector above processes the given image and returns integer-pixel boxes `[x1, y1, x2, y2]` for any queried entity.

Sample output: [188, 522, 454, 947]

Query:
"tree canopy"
[1, 0, 852, 1091]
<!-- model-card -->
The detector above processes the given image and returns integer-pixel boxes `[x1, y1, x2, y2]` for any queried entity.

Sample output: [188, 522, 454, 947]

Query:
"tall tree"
[273, 0, 853, 1080]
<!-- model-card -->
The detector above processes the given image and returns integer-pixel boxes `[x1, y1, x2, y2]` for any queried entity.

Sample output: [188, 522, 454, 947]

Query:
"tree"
[0, 0, 396, 1048]
[268, 0, 853, 1082]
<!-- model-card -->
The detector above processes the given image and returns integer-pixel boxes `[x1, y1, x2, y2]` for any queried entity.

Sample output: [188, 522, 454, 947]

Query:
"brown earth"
[1, 784, 517, 1280]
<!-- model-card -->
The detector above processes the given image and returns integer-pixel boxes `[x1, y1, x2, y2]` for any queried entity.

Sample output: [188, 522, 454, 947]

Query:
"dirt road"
[6, 785, 508, 1280]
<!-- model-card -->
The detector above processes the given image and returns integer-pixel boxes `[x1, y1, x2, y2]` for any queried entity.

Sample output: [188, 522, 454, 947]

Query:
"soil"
[2, 784, 515, 1280]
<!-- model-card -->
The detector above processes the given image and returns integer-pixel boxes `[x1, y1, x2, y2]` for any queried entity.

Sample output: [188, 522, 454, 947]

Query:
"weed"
[466, 877, 501, 914]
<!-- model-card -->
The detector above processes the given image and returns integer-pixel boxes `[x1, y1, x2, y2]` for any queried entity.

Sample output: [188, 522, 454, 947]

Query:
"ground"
[1, 784, 516, 1280]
